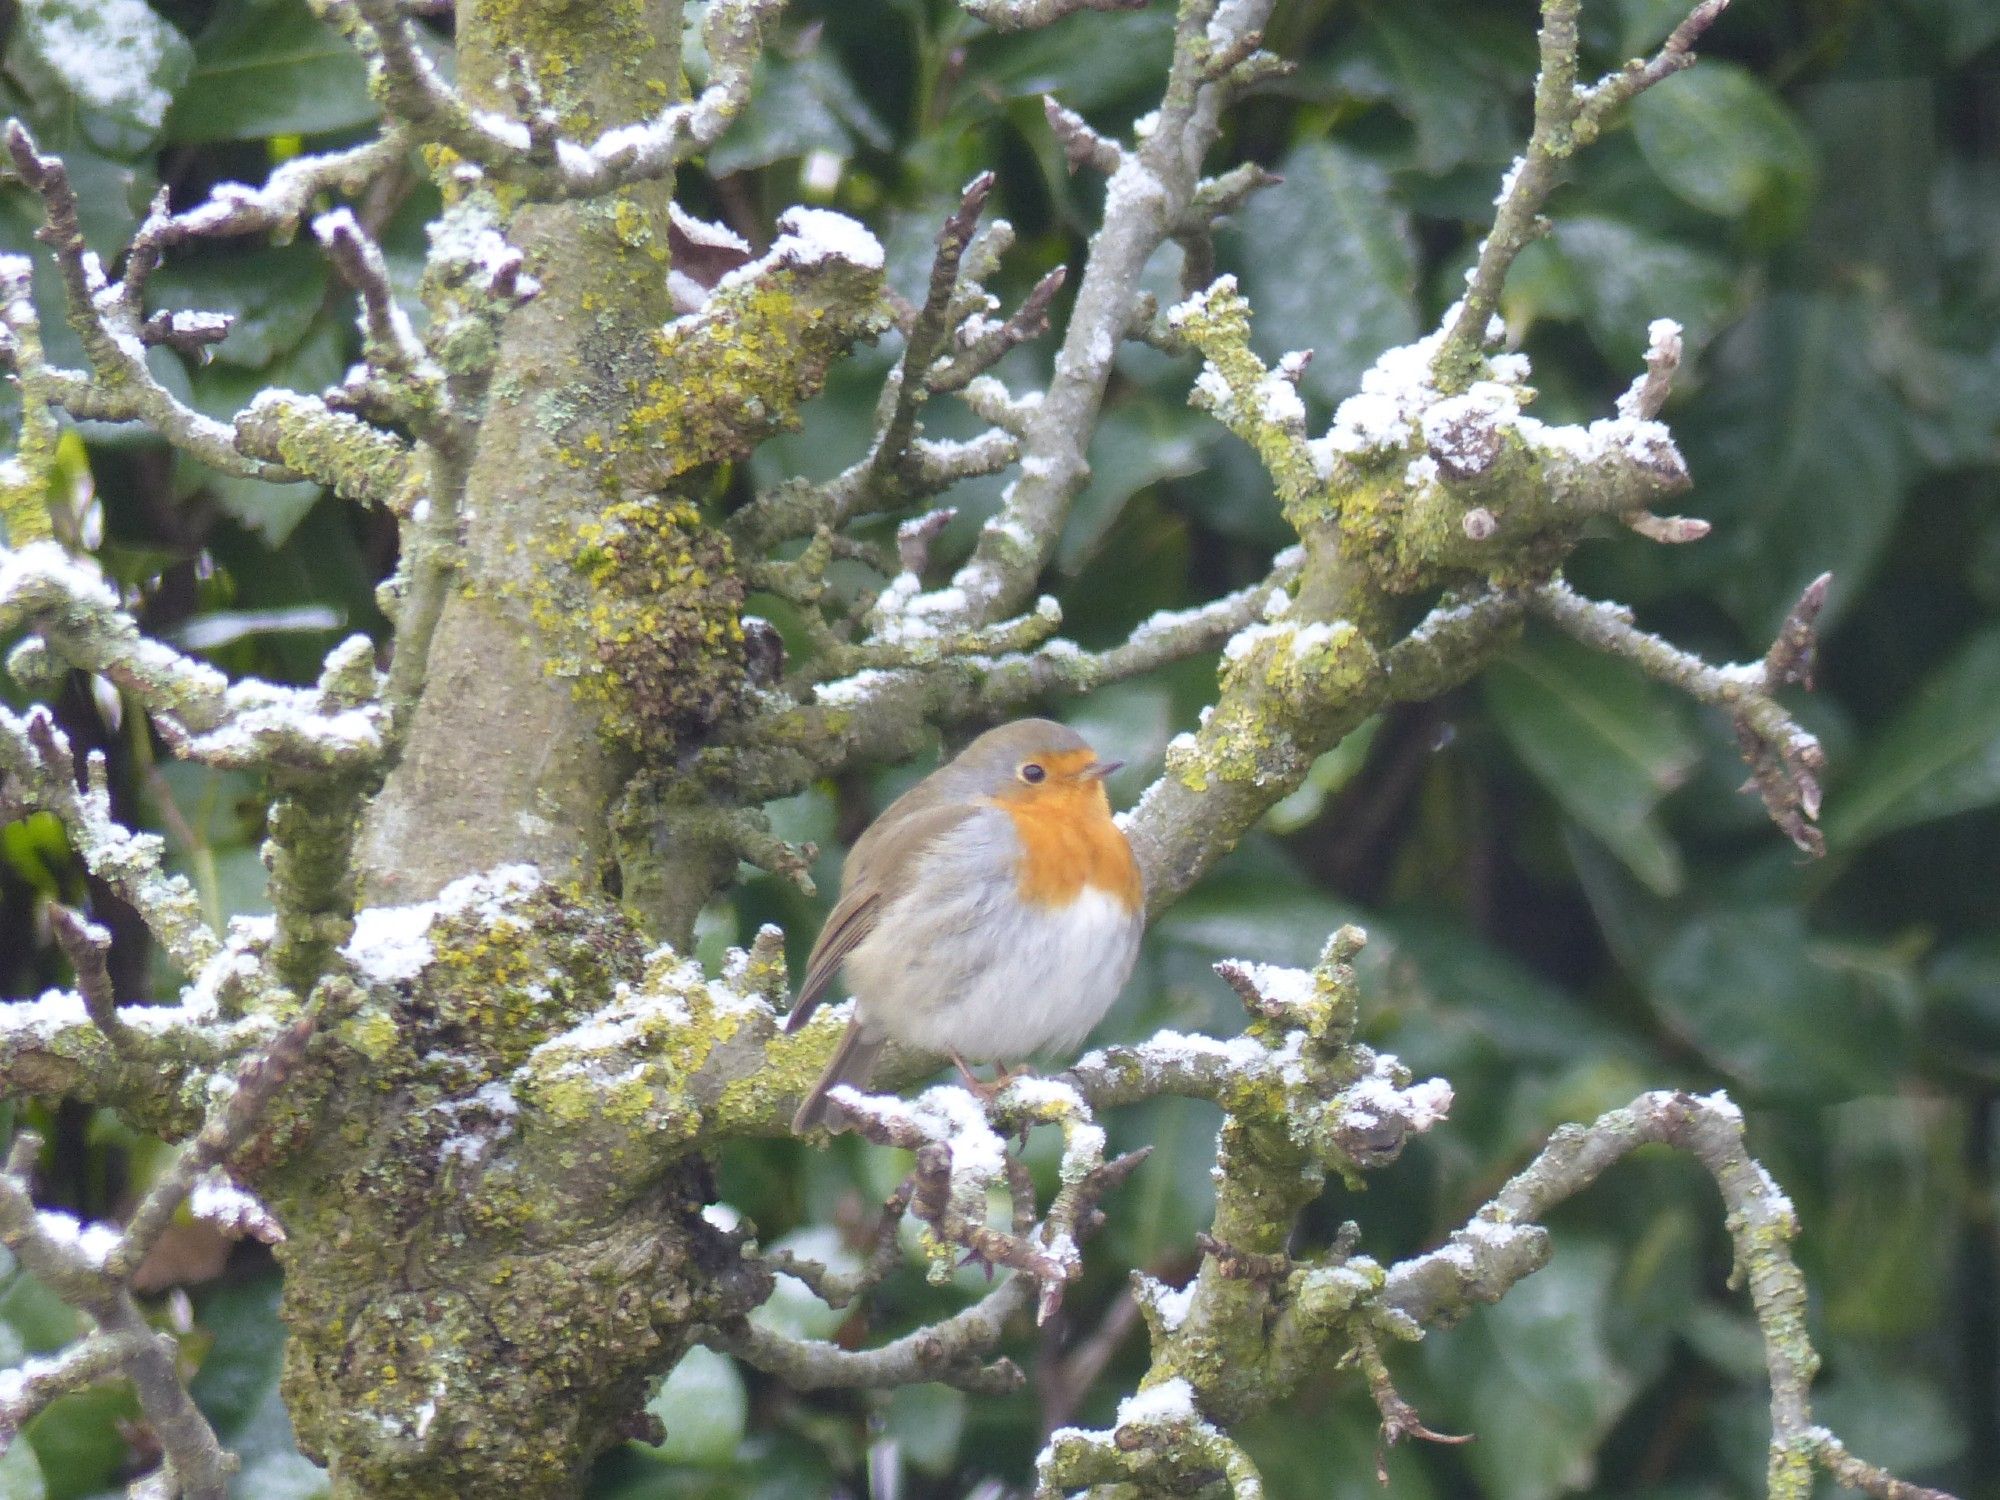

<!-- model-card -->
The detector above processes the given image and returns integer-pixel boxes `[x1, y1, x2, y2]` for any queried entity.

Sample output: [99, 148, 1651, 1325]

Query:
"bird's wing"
[784, 798, 984, 1033]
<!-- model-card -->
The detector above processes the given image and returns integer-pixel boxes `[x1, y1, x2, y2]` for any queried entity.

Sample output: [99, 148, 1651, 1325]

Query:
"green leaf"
[1426, 1240, 1639, 1500]
[970, 11, 1176, 111]
[1226, 140, 1419, 407]
[1549, 216, 1736, 368]
[1828, 627, 2000, 848]
[25, 1382, 139, 1498]
[189, 1273, 287, 1437]
[165, 0, 375, 144]
[180, 314, 347, 545]
[1673, 290, 1915, 637]
[708, 46, 891, 176]
[637, 1346, 747, 1467]
[1631, 62, 1817, 232]
[1328, 7, 1527, 174]
[150, 244, 329, 370]
[9, 0, 193, 158]
[1647, 908, 1915, 1101]
[1613, 0, 1696, 55]
[883, 1384, 966, 1477]
[1058, 399, 1212, 573]
[1486, 631, 1699, 895]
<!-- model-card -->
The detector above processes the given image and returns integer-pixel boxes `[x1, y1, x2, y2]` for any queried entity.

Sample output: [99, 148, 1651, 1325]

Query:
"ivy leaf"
[708, 46, 891, 176]
[635, 1346, 747, 1467]
[1648, 908, 1915, 1101]
[1226, 140, 1419, 407]
[149, 243, 329, 371]
[1673, 290, 1915, 637]
[1549, 215, 1736, 368]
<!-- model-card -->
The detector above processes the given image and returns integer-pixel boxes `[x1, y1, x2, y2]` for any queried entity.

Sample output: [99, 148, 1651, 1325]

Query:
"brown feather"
[792, 1020, 888, 1132]
[783, 798, 980, 1033]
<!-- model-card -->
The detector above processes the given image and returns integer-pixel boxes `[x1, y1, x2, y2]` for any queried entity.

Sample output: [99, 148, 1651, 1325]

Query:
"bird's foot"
[949, 1051, 1019, 1101]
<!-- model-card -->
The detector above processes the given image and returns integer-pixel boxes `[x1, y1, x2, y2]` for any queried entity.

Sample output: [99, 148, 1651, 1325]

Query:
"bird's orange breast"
[996, 781, 1143, 913]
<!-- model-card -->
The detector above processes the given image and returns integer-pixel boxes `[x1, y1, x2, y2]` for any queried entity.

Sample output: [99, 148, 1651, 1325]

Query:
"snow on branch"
[0, 122, 428, 517]
[917, 0, 1283, 631]
[159, 131, 412, 246]
[0, 123, 296, 483]
[0, 997, 324, 1500]
[1022, 932, 1954, 1500]
[319, 0, 781, 200]
[729, 174, 1059, 559]
[0, 541, 391, 775]
[962, 0, 1151, 30]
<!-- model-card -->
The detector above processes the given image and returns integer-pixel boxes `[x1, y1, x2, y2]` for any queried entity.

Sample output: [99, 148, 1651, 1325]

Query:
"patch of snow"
[1117, 1376, 1196, 1426]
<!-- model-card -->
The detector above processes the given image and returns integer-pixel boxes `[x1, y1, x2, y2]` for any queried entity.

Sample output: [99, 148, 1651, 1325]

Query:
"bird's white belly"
[846, 874, 1141, 1064]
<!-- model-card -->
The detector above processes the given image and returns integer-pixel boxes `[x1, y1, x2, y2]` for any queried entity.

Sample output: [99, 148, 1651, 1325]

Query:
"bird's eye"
[1019, 762, 1046, 784]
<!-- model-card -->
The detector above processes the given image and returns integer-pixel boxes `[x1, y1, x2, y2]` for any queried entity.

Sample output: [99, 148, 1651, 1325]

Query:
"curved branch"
[1379, 1090, 1954, 1500]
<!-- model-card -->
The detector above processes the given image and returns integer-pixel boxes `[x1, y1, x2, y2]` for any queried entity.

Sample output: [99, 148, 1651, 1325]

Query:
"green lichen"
[613, 263, 891, 485]
[263, 878, 779, 1498]
[234, 393, 426, 514]
[527, 497, 747, 758]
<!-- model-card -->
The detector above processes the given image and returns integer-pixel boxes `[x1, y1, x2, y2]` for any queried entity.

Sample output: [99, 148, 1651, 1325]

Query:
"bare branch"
[1528, 576, 1827, 853]
[161, 132, 412, 246]
[45, 903, 131, 1050]
[106, 999, 322, 1279]
[1043, 96, 1126, 175]
[1378, 1090, 1954, 1500]
[963, 0, 1149, 29]
[708, 1277, 1029, 1395]
[0, 704, 218, 973]
[0, 123, 297, 482]
[1435, 0, 1733, 387]
[919, 0, 1282, 629]
[0, 1135, 238, 1499]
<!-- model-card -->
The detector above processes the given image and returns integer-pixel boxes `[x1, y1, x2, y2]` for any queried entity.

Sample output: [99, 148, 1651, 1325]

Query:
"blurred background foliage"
[0, 0, 1995, 1495]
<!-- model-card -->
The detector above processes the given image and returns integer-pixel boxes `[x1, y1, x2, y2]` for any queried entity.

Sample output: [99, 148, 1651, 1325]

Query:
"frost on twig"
[827, 1076, 1143, 1325]
[0, 997, 322, 1500]
[963, 0, 1151, 31]
[0, 123, 296, 483]
[1377, 1089, 1953, 1500]
[922, 0, 1283, 630]
[728, 172, 1057, 565]
[1436, 0, 1734, 388]
[319, 0, 781, 200]
[0, 119, 427, 516]
[1529, 574, 1829, 853]
[1037, 930, 1456, 1496]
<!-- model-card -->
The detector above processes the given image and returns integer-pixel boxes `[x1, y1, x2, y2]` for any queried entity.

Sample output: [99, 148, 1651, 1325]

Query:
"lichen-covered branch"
[1376, 1090, 1953, 1500]
[0, 257, 60, 545]
[0, 119, 431, 519]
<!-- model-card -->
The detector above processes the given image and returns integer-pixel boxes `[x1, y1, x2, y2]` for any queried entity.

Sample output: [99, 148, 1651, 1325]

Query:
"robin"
[787, 718, 1145, 1133]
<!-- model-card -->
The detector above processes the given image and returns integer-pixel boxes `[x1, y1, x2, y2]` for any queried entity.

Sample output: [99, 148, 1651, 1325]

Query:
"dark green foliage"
[0, 0, 1993, 1496]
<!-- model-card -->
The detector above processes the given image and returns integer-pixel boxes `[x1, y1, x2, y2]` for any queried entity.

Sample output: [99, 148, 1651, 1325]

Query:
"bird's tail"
[791, 1018, 886, 1134]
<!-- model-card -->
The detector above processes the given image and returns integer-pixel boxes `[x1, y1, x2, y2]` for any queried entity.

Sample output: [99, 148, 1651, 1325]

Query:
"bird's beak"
[1083, 758, 1124, 780]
